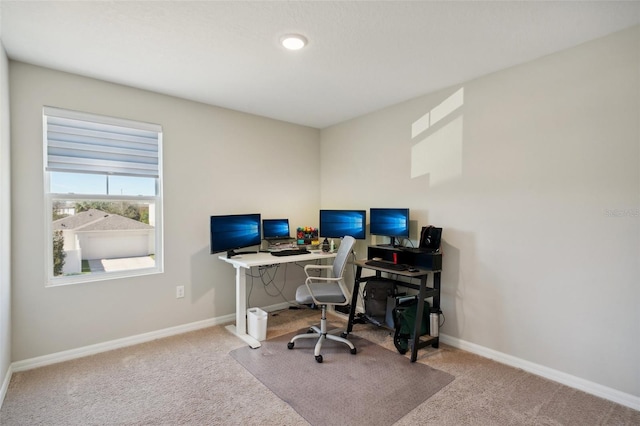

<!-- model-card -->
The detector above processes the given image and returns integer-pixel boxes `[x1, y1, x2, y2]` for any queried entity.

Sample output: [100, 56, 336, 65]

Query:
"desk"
[218, 251, 337, 348]
[345, 259, 442, 362]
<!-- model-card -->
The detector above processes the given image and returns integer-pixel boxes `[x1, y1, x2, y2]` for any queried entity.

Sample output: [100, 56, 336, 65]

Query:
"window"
[43, 107, 163, 286]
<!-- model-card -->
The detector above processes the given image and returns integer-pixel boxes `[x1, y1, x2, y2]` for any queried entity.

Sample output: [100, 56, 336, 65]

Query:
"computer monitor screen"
[210, 213, 261, 257]
[319, 209, 366, 239]
[263, 218, 290, 240]
[369, 208, 410, 238]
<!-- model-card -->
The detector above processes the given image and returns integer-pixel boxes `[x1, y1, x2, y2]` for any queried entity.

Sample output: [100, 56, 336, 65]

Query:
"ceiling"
[1, 1, 639, 129]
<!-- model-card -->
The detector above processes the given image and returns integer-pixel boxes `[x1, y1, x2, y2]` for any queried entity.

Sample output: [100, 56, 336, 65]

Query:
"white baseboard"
[439, 333, 640, 412]
[260, 301, 294, 313]
[10, 314, 231, 373]
[1, 363, 13, 408]
[10, 300, 294, 374]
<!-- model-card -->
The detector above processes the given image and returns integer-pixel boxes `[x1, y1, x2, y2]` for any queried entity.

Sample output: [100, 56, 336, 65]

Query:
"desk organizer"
[296, 226, 318, 245]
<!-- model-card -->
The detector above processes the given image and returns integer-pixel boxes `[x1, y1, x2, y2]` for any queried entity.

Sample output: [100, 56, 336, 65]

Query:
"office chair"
[287, 235, 357, 363]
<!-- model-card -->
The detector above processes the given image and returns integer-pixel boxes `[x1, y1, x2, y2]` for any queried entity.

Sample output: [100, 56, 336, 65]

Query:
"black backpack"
[392, 297, 430, 354]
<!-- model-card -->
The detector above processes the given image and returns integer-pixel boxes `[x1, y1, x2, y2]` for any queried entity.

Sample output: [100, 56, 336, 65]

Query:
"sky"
[50, 172, 155, 196]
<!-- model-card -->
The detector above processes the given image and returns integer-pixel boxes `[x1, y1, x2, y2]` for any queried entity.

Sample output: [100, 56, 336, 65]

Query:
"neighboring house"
[54, 206, 75, 216]
[53, 209, 155, 274]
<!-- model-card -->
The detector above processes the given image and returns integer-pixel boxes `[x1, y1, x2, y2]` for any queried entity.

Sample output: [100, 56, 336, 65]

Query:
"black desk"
[345, 258, 442, 362]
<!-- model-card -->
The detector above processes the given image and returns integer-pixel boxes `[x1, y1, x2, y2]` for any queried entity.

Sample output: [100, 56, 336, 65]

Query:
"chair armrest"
[304, 264, 332, 276]
[305, 275, 340, 284]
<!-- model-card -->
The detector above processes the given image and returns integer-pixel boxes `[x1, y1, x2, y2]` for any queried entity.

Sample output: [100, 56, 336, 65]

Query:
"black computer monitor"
[210, 213, 261, 258]
[369, 208, 410, 247]
[319, 209, 366, 239]
[262, 218, 290, 240]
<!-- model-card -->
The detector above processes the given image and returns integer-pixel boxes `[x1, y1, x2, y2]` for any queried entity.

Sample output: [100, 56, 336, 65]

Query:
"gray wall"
[10, 62, 320, 360]
[321, 26, 639, 397]
[0, 43, 11, 401]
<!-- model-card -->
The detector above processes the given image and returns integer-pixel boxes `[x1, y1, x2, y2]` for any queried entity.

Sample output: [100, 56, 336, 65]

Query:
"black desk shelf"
[367, 244, 442, 270]
[345, 245, 442, 362]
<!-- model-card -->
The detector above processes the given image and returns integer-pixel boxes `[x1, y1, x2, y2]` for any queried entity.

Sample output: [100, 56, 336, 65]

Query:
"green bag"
[392, 297, 430, 354]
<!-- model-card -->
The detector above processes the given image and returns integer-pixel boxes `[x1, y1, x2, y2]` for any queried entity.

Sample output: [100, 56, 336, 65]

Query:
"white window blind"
[44, 107, 161, 178]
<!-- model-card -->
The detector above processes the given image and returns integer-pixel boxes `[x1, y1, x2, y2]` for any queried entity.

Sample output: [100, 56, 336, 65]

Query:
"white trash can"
[247, 308, 268, 341]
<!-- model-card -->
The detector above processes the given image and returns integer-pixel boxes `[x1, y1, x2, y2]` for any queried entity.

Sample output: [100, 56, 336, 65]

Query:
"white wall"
[0, 42, 12, 403]
[321, 26, 639, 398]
[10, 62, 321, 361]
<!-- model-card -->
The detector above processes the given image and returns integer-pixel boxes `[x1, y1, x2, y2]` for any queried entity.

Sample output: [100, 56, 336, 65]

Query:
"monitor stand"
[227, 249, 257, 258]
[377, 237, 399, 248]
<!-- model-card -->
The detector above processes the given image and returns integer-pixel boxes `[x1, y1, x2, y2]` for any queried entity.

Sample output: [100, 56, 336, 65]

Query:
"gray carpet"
[230, 330, 455, 426]
[2, 308, 639, 425]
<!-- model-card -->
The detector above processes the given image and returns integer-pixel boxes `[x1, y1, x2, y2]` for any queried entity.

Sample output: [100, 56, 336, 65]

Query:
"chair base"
[287, 305, 356, 363]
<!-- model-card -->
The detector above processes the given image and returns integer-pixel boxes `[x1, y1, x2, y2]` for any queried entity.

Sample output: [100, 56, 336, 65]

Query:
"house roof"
[53, 209, 153, 232]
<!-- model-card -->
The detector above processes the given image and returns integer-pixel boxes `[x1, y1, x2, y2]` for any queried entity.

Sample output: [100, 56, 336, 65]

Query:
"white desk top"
[218, 250, 337, 268]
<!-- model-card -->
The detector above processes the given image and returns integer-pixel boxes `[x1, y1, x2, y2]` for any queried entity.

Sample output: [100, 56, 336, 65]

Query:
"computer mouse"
[407, 267, 419, 272]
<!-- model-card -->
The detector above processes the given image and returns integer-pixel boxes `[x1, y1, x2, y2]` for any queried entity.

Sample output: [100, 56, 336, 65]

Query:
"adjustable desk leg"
[225, 264, 261, 348]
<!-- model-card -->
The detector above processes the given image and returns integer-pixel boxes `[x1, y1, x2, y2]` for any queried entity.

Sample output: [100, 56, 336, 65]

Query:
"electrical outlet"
[176, 285, 185, 298]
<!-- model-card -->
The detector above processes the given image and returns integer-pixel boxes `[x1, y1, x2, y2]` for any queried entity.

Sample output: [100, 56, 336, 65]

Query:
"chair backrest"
[332, 235, 356, 278]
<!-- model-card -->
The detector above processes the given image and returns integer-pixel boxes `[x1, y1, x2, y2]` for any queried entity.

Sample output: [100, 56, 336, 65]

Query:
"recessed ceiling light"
[280, 34, 307, 50]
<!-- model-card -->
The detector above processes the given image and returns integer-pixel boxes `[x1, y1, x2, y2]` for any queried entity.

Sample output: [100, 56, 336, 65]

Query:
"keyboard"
[271, 249, 311, 257]
[364, 260, 407, 271]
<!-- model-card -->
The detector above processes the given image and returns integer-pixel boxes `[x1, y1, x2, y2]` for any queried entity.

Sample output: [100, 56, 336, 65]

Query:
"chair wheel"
[308, 328, 315, 334]
[350, 347, 357, 355]
[287, 342, 294, 350]
[315, 355, 323, 363]
[340, 332, 348, 338]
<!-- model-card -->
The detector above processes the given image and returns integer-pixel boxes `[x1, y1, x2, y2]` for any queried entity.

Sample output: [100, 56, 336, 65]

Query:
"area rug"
[229, 330, 455, 426]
